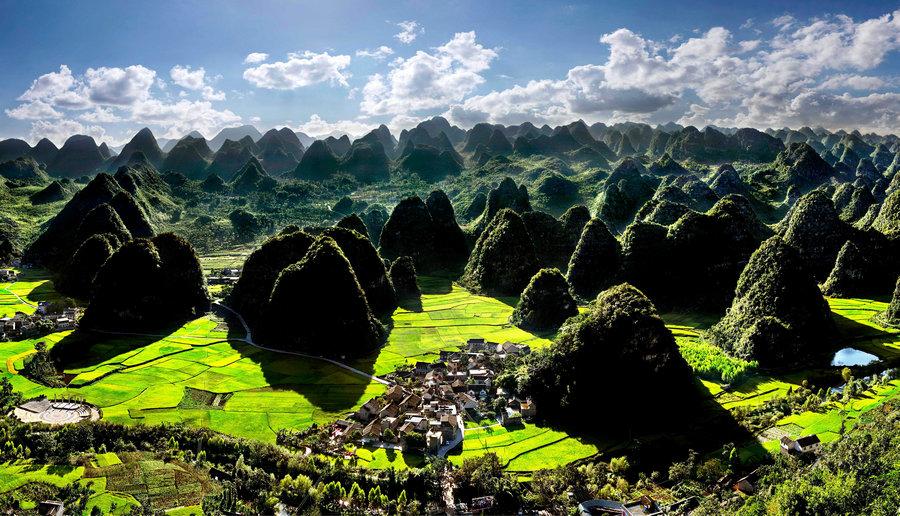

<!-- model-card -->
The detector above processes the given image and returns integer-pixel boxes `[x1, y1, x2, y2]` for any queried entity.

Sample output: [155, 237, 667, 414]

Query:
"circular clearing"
[11, 397, 101, 425]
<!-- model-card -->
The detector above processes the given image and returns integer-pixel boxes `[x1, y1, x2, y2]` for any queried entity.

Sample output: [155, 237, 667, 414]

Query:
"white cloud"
[170, 65, 226, 101]
[740, 18, 755, 30]
[29, 119, 107, 147]
[360, 31, 498, 115]
[8, 63, 241, 142]
[5, 100, 62, 120]
[772, 14, 796, 30]
[84, 65, 156, 106]
[739, 40, 760, 52]
[243, 51, 351, 89]
[170, 65, 206, 90]
[356, 46, 395, 60]
[243, 52, 269, 64]
[395, 20, 423, 44]
[292, 114, 376, 138]
[819, 74, 887, 91]
[130, 98, 242, 139]
[79, 107, 123, 123]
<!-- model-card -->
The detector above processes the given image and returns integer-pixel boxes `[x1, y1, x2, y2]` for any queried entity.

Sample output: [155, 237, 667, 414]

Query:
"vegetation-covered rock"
[566, 218, 620, 300]
[321, 227, 396, 317]
[708, 236, 832, 366]
[56, 233, 121, 298]
[822, 240, 878, 298]
[521, 283, 694, 423]
[229, 229, 316, 325]
[336, 213, 369, 238]
[389, 256, 420, 300]
[535, 173, 580, 211]
[160, 135, 213, 179]
[340, 139, 390, 183]
[258, 236, 385, 356]
[774, 142, 835, 192]
[474, 177, 531, 235]
[461, 208, 538, 295]
[361, 206, 389, 246]
[461, 192, 487, 222]
[81, 233, 210, 330]
[29, 180, 70, 204]
[47, 135, 105, 178]
[873, 189, 900, 240]
[781, 191, 852, 280]
[424, 189, 469, 268]
[396, 145, 461, 182]
[230, 157, 276, 194]
[200, 173, 227, 193]
[511, 268, 578, 331]
[593, 159, 657, 233]
[0, 156, 50, 186]
[293, 140, 340, 181]
[886, 276, 900, 325]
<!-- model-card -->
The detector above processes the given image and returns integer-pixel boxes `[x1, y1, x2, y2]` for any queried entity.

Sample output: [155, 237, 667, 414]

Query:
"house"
[578, 495, 662, 516]
[426, 429, 443, 452]
[357, 399, 382, 421]
[0, 269, 17, 282]
[378, 403, 401, 419]
[497, 341, 531, 356]
[362, 420, 383, 438]
[780, 434, 821, 456]
[458, 392, 478, 410]
[503, 407, 522, 426]
[37, 501, 65, 516]
[519, 399, 536, 418]
[385, 385, 406, 403]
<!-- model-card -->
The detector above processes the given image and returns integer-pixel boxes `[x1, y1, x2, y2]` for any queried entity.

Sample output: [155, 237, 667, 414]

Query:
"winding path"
[1, 281, 37, 309]
[211, 301, 391, 386]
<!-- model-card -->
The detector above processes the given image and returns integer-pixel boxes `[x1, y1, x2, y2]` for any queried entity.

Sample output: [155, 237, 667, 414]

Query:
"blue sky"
[1, 0, 898, 145]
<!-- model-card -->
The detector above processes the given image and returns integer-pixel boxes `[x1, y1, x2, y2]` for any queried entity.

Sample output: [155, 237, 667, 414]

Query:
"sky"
[0, 0, 898, 146]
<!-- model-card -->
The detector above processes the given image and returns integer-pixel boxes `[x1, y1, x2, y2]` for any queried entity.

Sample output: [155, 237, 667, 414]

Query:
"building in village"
[0, 306, 81, 341]
[0, 269, 17, 282]
[207, 268, 242, 285]
[334, 338, 535, 454]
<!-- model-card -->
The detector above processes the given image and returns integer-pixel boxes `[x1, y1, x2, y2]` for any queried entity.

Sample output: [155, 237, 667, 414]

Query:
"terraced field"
[0, 452, 211, 514]
[449, 423, 602, 471]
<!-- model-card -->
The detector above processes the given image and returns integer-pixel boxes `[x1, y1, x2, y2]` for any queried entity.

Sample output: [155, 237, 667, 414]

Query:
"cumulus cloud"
[243, 51, 351, 89]
[356, 46, 395, 60]
[170, 65, 226, 101]
[84, 65, 156, 106]
[243, 52, 269, 64]
[29, 118, 107, 147]
[819, 74, 887, 91]
[395, 20, 423, 44]
[5, 100, 62, 120]
[292, 114, 376, 139]
[360, 31, 498, 115]
[8, 63, 241, 143]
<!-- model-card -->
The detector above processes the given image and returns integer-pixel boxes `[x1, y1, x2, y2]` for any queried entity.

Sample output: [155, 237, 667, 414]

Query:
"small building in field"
[37, 500, 64, 516]
[780, 434, 821, 456]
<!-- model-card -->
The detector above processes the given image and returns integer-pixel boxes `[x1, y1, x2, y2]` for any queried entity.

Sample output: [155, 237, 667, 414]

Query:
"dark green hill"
[0, 156, 50, 186]
[521, 283, 694, 424]
[320, 226, 396, 317]
[160, 136, 213, 179]
[709, 236, 832, 366]
[108, 128, 165, 170]
[292, 140, 340, 181]
[510, 268, 578, 331]
[48, 135, 105, 177]
[461, 208, 538, 295]
[566, 218, 621, 300]
[80, 233, 209, 330]
[257, 236, 385, 356]
[230, 157, 276, 194]
[26, 138, 59, 166]
[395, 145, 461, 182]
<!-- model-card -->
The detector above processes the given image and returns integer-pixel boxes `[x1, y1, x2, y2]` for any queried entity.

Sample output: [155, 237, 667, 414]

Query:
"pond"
[831, 347, 880, 367]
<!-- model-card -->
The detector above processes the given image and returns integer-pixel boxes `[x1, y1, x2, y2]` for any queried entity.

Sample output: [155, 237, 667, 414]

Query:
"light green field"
[448, 423, 602, 471]
[356, 277, 553, 376]
[0, 268, 63, 317]
[0, 461, 85, 493]
[2, 316, 384, 443]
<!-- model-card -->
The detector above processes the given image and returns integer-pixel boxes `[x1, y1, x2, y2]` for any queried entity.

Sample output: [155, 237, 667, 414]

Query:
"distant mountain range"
[2, 116, 897, 182]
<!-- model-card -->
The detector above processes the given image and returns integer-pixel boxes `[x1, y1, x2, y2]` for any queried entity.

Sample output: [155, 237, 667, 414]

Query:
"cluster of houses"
[207, 268, 242, 285]
[0, 269, 17, 282]
[330, 338, 536, 454]
[779, 434, 821, 456]
[0, 302, 80, 341]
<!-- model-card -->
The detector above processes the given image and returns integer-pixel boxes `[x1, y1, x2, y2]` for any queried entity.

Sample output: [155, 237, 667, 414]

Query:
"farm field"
[4, 269, 900, 474]
[0, 452, 211, 515]
[355, 277, 554, 377]
[0, 268, 63, 317]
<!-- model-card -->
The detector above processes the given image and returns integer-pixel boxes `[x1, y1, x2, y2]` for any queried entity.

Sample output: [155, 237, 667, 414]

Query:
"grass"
[355, 277, 553, 376]
[2, 281, 385, 443]
[0, 462, 84, 493]
[448, 423, 602, 471]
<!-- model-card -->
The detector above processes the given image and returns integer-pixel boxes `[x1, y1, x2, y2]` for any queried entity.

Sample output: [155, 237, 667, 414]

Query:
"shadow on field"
[28, 279, 64, 303]
[418, 276, 453, 295]
[49, 328, 170, 370]
[217, 306, 376, 413]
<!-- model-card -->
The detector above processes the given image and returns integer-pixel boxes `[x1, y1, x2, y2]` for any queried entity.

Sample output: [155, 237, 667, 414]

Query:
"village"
[329, 338, 536, 455]
[0, 268, 80, 341]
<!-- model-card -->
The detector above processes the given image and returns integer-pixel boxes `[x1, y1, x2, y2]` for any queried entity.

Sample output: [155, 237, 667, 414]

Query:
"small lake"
[831, 347, 880, 367]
